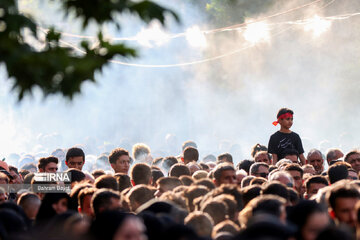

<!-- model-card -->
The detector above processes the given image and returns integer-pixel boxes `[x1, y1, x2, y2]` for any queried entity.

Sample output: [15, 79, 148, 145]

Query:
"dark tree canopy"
[0, 0, 179, 100]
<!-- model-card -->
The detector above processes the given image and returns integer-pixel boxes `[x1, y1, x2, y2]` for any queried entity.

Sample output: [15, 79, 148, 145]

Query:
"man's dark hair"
[182, 140, 197, 152]
[183, 147, 199, 163]
[305, 176, 328, 190]
[284, 163, 303, 177]
[162, 156, 178, 171]
[169, 163, 191, 177]
[38, 156, 59, 170]
[66, 147, 85, 163]
[130, 163, 152, 185]
[114, 173, 132, 192]
[251, 195, 286, 218]
[95, 175, 118, 191]
[91, 189, 121, 216]
[326, 148, 343, 161]
[249, 162, 269, 175]
[328, 163, 348, 184]
[344, 150, 360, 163]
[66, 168, 86, 183]
[251, 144, 268, 158]
[237, 160, 254, 174]
[8, 165, 19, 175]
[92, 169, 106, 179]
[217, 153, 233, 164]
[276, 108, 294, 119]
[152, 169, 164, 185]
[327, 183, 360, 210]
[241, 185, 262, 207]
[213, 163, 235, 182]
[108, 148, 129, 164]
[179, 175, 194, 186]
[193, 178, 216, 191]
[262, 181, 289, 200]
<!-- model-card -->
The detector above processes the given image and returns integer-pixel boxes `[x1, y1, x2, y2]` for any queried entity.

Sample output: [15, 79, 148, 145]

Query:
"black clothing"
[268, 131, 304, 160]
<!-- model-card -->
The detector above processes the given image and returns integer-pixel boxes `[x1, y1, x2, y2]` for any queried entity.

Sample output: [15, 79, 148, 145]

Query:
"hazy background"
[1, 0, 359, 164]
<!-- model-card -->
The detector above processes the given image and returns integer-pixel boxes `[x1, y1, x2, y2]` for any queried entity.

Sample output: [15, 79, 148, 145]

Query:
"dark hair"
[276, 108, 294, 119]
[249, 162, 269, 175]
[344, 150, 360, 163]
[327, 183, 360, 210]
[66, 147, 85, 163]
[262, 181, 289, 200]
[162, 156, 178, 171]
[114, 173, 132, 192]
[283, 148, 299, 157]
[183, 147, 199, 163]
[152, 169, 164, 185]
[193, 178, 216, 191]
[95, 175, 118, 191]
[38, 156, 59, 170]
[251, 195, 286, 218]
[91, 189, 120, 216]
[328, 164, 348, 184]
[284, 163, 303, 177]
[241, 185, 262, 206]
[305, 176, 328, 190]
[108, 148, 129, 164]
[213, 163, 235, 182]
[251, 144, 268, 158]
[237, 160, 254, 174]
[130, 163, 152, 185]
[169, 163, 191, 177]
[66, 168, 86, 183]
[92, 169, 106, 179]
[217, 153, 233, 164]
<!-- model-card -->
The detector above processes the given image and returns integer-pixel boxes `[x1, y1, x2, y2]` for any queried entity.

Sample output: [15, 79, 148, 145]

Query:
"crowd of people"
[0, 108, 359, 240]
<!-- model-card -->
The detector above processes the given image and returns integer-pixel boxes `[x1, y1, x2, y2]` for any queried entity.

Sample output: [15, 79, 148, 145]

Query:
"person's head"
[108, 148, 130, 174]
[187, 162, 201, 175]
[92, 169, 106, 179]
[91, 211, 147, 240]
[184, 185, 209, 212]
[327, 182, 360, 228]
[162, 156, 178, 172]
[328, 163, 348, 184]
[236, 169, 247, 186]
[127, 184, 155, 212]
[169, 163, 191, 178]
[9, 165, 22, 184]
[287, 200, 330, 240]
[78, 187, 97, 217]
[307, 149, 324, 174]
[182, 140, 197, 152]
[91, 189, 121, 216]
[237, 159, 254, 174]
[36, 192, 70, 223]
[17, 192, 41, 220]
[115, 173, 132, 192]
[213, 163, 236, 187]
[38, 156, 59, 173]
[179, 175, 194, 186]
[283, 149, 299, 164]
[251, 144, 268, 158]
[284, 163, 303, 194]
[183, 147, 199, 164]
[200, 199, 227, 225]
[95, 175, 118, 191]
[254, 151, 271, 165]
[249, 162, 269, 179]
[241, 176, 255, 188]
[262, 181, 289, 202]
[130, 163, 152, 186]
[66, 168, 86, 186]
[217, 153, 233, 164]
[212, 219, 240, 239]
[184, 211, 214, 238]
[345, 150, 360, 173]
[155, 177, 182, 197]
[275, 107, 294, 129]
[269, 171, 294, 188]
[66, 147, 85, 170]
[302, 164, 316, 175]
[305, 176, 328, 199]
[326, 148, 344, 164]
[132, 143, 151, 163]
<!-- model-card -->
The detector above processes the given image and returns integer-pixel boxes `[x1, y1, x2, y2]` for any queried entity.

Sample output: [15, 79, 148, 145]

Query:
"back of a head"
[169, 163, 191, 178]
[182, 140, 198, 152]
[241, 185, 262, 207]
[115, 173, 132, 192]
[328, 163, 348, 184]
[130, 163, 152, 185]
[157, 177, 183, 191]
[201, 199, 227, 225]
[250, 195, 286, 220]
[183, 147, 199, 164]
[237, 159, 254, 174]
[91, 189, 120, 216]
[66, 168, 86, 183]
[251, 144, 268, 158]
[127, 184, 155, 212]
[132, 143, 151, 162]
[95, 175, 118, 191]
[217, 153, 233, 164]
[262, 181, 289, 200]
[162, 156, 178, 171]
[184, 211, 214, 238]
